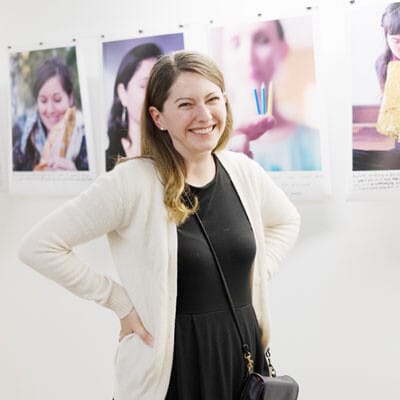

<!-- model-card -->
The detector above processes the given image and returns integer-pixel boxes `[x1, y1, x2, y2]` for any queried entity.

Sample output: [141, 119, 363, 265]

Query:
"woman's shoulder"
[109, 156, 158, 183]
[216, 149, 250, 164]
[292, 123, 319, 142]
[87, 157, 159, 206]
[216, 149, 263, 173]
[216, 150, 281, 200]
[73, 108, 85, 126]
[216, 150, 272, 190]
[13, 110, 37, 134]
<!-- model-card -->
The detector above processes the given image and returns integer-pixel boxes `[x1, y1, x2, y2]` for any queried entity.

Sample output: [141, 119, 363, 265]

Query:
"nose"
[196, 103, 213, 121]
[43, 101, 56, 115]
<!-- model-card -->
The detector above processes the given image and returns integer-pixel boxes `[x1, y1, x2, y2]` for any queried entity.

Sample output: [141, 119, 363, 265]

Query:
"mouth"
[190, 125, 215, 135]
[44, 116, 61, 125]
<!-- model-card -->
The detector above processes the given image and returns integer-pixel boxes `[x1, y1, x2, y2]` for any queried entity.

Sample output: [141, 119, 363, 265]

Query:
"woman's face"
[149, 72, 227, 162]
[226, 21, 287, 84]
[387, 34, 400, 59]
[119, 58, 157, 125]
[37, 75, 73, 131]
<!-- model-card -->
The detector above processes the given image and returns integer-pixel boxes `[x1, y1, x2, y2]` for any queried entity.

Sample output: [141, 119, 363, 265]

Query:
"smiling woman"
[12, 54, 88, 171]
[36, 75, 74, 132]
[18, 50, 300, 400]
[148, 72, 227, 182]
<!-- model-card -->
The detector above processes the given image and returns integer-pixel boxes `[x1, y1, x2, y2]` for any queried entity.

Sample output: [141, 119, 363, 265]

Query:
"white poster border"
[7, 39, 96, 195]
[206, 9, 331, 201]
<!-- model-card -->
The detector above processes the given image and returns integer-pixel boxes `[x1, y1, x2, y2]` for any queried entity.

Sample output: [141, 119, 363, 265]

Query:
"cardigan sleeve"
[18, 164, 135, 318]
[253, 160, 301, 279]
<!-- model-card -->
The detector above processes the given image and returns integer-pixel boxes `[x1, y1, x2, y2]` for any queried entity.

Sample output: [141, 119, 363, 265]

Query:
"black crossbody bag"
[188, 198, 299, 400]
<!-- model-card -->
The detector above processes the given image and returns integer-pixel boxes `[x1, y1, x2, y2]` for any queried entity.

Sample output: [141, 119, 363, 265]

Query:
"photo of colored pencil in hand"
[253, 87, 261, 115]
[262, 82, 267, 114]
[253, 82, 273, 115]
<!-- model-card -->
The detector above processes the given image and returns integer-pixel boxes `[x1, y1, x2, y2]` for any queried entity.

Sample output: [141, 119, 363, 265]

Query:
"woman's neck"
[184, 153, 216, 187]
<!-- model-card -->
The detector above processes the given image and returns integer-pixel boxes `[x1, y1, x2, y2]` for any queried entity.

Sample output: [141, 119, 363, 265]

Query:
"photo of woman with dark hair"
[102, 33, 184, 171]
[11, 48, 88, 172]
[105, 43, 162, 171]
[352, 2, 400, 171]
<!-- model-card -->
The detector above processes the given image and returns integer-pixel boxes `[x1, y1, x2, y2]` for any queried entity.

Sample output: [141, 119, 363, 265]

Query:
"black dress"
[165, 158, 268, 400]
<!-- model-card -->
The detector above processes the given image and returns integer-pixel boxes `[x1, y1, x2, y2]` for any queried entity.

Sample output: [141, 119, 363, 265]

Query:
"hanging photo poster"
[9, 43, 95, 195]
[102, 32, 185, 171]
[208, 14, 329, 200]
[351, 2, 400, 197]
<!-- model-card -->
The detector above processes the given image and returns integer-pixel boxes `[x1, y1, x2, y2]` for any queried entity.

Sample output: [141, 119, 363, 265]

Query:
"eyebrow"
[173, 91, 221, 104]
[174, 97, 192, 104]
[39, 92, 63, 97]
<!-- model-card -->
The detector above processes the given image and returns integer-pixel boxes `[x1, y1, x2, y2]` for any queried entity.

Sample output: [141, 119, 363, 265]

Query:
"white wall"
[1, 0, 400, 399]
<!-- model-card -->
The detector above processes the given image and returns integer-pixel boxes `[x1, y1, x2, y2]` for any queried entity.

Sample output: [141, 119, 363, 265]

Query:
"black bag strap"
[184, 193, 257, 375]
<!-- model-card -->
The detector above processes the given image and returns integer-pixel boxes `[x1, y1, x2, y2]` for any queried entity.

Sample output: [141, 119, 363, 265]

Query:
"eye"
[178, 102, 193, 108]
[253, 32, 270, 45]
[207, 96, 221, 104]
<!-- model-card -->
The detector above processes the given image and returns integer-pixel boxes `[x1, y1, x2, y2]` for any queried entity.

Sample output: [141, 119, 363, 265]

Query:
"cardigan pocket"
[114, 332, 136, 366]
[114, 331, 155, 390]
[118, 332, 136, 346]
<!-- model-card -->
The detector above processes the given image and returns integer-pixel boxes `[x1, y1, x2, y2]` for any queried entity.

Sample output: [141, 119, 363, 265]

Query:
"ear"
[117, 83, 127, 107]
[148, 105, 165, 131]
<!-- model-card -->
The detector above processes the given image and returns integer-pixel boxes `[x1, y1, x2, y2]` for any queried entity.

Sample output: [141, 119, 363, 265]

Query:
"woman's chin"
[43, 121, 60, 131]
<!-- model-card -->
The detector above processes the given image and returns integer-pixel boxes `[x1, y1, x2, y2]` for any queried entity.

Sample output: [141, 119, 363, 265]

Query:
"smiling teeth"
[192, 126, 213, 135]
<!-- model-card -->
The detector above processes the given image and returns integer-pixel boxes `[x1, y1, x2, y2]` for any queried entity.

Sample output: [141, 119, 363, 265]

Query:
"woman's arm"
[255, 162, 301, 279]
[18, 165, 134, 318]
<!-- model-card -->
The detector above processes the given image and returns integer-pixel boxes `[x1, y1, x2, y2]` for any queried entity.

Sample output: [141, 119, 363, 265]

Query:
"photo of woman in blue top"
[11, 50, 88, 171]
[210, 18, 321, 172]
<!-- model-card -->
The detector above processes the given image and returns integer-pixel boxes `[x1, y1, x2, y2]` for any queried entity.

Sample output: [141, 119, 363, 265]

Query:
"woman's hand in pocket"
[119, 307, 154, 347]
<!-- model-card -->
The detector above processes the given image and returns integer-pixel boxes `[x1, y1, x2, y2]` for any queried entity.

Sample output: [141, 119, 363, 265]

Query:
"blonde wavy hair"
[140, 50, 233, 225]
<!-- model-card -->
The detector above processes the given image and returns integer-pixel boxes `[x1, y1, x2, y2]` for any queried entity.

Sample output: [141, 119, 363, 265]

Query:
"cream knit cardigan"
[18, 150, 300, 400]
